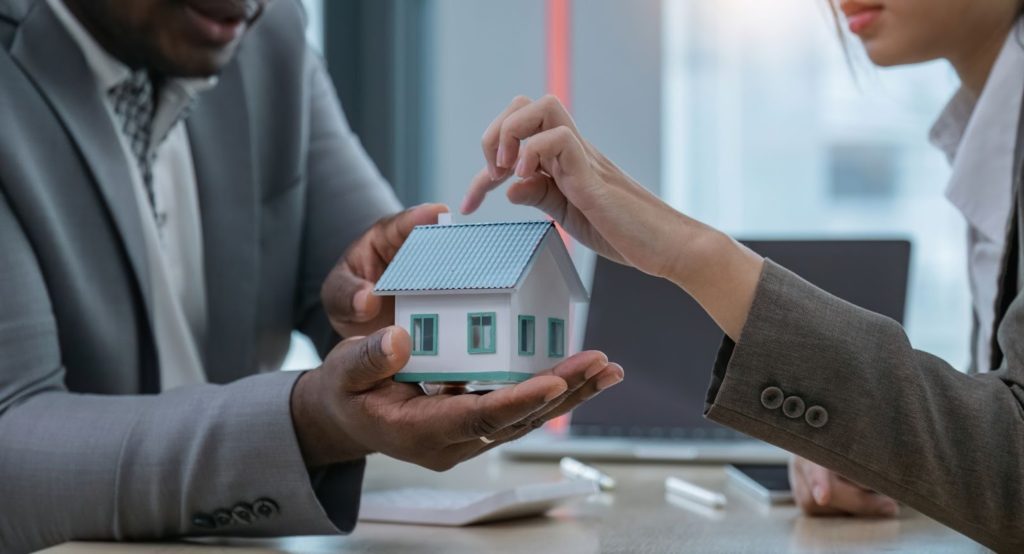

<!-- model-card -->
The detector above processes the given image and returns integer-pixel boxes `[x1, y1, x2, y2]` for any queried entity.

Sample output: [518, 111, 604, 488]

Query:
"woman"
[461, 0, 1024, 550]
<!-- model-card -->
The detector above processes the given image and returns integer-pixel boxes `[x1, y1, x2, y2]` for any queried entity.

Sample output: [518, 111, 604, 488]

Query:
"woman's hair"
[826, 1, 855, 71]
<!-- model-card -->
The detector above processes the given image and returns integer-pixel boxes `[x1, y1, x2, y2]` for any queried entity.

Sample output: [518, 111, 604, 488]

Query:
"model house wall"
[395, 293, 514, 380]
[509, 236, 572, 374]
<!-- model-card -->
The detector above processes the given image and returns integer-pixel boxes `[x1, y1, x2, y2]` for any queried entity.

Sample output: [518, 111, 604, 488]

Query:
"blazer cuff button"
[805, 405, 828, 428]
[760, 386, 784, 410]
[782, 396, 805, 419]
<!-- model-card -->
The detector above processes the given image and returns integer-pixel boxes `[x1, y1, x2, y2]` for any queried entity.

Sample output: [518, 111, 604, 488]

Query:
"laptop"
[502, 239, 911, 463]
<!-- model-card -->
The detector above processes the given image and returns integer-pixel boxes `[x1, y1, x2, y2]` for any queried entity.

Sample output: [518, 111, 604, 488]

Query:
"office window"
[411, 314, 438, 356]
[548, 318, 565, 358]
[518, 315, 536, 356]
[468, 313, 496, 354]
[663, 0, 968, 367]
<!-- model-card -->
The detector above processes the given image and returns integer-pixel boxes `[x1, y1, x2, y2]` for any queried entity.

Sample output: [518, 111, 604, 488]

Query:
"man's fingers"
[461, 166, 511, 215]
[485, 362, 624, 444]
[497, 95, 579, 172]
[331, 326, 412, 392]
[439, 375, 567, 442]
[323, 265, 381, 324]
[375, 203, 450, 261]
[482, 95, 532, 178]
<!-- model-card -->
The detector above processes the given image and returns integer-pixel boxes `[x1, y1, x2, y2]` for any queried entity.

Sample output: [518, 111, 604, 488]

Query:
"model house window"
[411, 314, 438, 355]
[518, 315, 536, 356]
[468, 312, 496, 354]
[548, 318, 565, 358]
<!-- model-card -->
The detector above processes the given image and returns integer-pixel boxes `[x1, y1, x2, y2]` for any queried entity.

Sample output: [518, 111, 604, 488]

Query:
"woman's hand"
[461, 95, 763, 339]
[790, 456, 900, 517]
[461, 95, 697, 281]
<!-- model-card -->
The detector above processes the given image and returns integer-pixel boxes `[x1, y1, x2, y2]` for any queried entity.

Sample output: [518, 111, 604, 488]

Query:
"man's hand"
[290, 326, 624, 470]
[321, 203, 450, 340]
[790, 455, 899, 517]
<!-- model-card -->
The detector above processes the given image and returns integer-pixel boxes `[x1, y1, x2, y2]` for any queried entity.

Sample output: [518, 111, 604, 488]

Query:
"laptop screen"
[572, 240, 910, 439]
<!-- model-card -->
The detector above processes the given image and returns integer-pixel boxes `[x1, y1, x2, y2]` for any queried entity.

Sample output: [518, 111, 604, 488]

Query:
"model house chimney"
[437, 212, 453, 226]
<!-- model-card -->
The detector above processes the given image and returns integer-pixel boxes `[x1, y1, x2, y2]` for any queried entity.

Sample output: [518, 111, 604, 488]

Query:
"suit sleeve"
[0, 189, 361, 554]
[292, 49, 403, 356]
[704, 259, 1024, 552]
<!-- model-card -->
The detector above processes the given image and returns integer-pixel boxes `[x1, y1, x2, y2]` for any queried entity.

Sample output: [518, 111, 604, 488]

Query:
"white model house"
[374, 219, 588, 384]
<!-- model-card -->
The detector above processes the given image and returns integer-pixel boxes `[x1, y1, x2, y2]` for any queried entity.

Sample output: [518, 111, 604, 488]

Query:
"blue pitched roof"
[374, 221, 568, 294]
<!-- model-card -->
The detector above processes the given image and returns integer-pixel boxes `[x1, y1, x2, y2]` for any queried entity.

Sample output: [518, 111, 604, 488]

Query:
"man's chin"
[152, 46, 237, 78]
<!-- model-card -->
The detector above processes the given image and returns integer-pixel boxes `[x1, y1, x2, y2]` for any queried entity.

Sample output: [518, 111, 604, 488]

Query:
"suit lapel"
[989, 85, 1024, 370]
[187, 62, 258, 383]
[9, 1, 153, 320]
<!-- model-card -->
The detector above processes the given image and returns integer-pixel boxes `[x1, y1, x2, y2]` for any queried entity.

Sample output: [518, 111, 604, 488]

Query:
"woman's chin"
[862, 40, 936, 68]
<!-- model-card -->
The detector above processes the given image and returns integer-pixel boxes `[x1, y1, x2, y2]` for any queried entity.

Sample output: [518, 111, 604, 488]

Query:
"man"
[0, 0, 624, 551]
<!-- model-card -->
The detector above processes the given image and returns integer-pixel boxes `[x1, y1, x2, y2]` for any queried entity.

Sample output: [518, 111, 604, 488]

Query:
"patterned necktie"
[108, 70, 161, 224]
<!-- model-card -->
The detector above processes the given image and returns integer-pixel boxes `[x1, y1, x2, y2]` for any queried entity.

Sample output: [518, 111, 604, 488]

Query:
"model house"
[374, 217, 588, 385]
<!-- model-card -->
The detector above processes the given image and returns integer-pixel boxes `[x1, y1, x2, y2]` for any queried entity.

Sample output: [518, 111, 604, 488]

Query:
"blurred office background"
[286, 0, 967, 371]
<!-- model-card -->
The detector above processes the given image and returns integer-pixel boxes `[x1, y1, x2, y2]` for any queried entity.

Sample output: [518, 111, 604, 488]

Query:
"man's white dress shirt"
[930, 19, 1024, 371]
[49, 0, 213, 389]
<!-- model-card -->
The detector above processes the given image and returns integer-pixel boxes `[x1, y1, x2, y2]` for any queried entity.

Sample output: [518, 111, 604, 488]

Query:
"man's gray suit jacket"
[705, 87, 1024, 552]
[0, 0, 401, 551]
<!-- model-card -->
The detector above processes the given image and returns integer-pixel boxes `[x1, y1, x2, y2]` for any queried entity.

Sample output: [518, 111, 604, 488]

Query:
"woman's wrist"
[663, 222, 765, 340]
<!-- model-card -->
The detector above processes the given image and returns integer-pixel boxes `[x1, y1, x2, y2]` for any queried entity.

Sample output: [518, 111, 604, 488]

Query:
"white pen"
[665, 476, 727, 509]
[559, 457, 616, 491]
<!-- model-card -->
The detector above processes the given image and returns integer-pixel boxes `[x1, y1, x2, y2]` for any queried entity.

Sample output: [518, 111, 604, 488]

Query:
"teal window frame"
[410, 314, 438, 356]
[467, 312, 497, 354]
[548, 318, 565, 358]
[518, 315, 536, 356]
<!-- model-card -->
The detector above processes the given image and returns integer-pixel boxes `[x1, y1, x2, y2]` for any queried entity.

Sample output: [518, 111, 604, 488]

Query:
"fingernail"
[596, 370, 623, 391]
[812, 485, 826, 505]
[489, 165, 500, 180]
[881, 502, 900, 517]
[381, 329, 394, 357]
[496, 145, 507, 168]
[514, 157, 527, 177]
[584, 362, 605, 380]
[353, 289, 369, 315]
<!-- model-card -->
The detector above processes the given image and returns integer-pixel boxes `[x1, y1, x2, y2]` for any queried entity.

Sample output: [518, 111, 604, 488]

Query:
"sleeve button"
[232, 503, 255, 525]
[212, 509, 234, 527]
[253, 498, 280, 518]
[782, 396, 806, 419]
[805, 405, 829, 428]
[192, 513, 215, 529]
[760, 386, 784, 410]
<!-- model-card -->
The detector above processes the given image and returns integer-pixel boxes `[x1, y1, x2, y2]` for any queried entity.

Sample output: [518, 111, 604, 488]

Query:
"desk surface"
[46, 452, 986, 554]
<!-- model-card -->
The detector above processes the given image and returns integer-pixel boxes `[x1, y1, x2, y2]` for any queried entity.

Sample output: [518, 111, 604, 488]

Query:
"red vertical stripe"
[546, 0, 573, 434]
[546, 0, 572, 110]
[546, 0, 572, 248]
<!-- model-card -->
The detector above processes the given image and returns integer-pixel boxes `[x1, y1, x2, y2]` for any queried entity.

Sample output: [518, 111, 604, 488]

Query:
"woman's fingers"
[497, 95, 579, 172]
[461, 166, 511, 215]
[481, 95, 533, 179]
[513, 125, 589, 182]
[794, 457, 899, 517]
[506, 174, 569, 222]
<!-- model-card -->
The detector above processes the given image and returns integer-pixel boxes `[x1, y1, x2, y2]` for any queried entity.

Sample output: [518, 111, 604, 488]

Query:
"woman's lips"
[840, 2, 884, 35]
[847, 8, 882, 35]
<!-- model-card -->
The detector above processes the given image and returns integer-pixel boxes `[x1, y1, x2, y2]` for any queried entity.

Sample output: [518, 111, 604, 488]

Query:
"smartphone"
[725, 464, 793, 505]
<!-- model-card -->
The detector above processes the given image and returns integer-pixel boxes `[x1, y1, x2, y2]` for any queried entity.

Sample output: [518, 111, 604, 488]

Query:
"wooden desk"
[45, 452, 987, 554]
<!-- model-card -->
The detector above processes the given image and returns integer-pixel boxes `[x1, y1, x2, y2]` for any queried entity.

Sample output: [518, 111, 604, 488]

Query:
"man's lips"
[184, 0, 260, 25]
[181, 0, 263, 46]
[183, 5, 246, 46]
